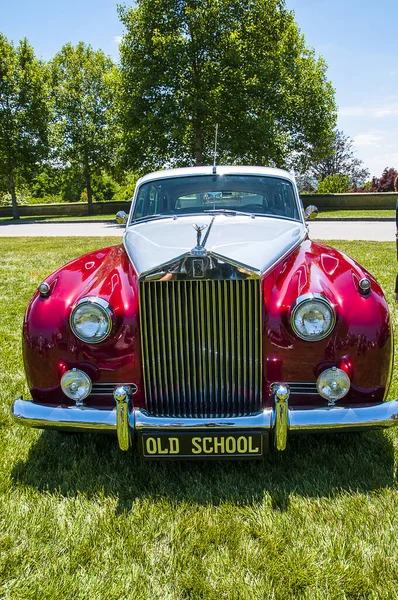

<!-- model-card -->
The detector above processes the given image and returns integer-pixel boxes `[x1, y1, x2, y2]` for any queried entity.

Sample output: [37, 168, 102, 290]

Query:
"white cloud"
[365, 152, 398, 176]
[339, 106, 369, 118]
[353, 133, 383, 148]
[114, 36, 122, 45]
[374, 108, 398, 118]
[339, 104, 398, 118]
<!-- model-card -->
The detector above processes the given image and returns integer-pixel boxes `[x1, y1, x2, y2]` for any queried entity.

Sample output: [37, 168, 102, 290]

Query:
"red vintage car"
[12, 166, 398, 458]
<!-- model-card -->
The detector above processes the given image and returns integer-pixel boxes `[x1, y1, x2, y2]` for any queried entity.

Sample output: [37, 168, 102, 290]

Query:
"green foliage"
[28, 164, 64, 198]
[0, 191, 28, 206]
[91, 171, 120, 201]
[297, 129, 369, 192]
[112, 170, 140, 201]
[50, 43, 118, 212]
[317, 174, 350, 193]
[0, 34, 50, 217]
[348, 180, 373, 193]
[118, 0, 336, 172]
[29, 164, 85, 203]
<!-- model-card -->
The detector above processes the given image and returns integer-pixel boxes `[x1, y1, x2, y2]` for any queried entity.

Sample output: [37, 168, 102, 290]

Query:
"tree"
[371, 167, 398, 192]
[118, 0, 336, 172]
[303, 129, 369, 189]
[51, 43, 117, 214]
[317, 174, 349, 194]
[0, 34, 50, 219]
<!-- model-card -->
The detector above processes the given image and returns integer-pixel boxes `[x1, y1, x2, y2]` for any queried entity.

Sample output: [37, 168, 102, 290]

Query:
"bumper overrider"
[11, 385, 398, 458]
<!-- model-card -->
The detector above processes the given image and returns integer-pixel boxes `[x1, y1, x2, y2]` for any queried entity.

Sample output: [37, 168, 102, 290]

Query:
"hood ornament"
[191, 223, 208, 256]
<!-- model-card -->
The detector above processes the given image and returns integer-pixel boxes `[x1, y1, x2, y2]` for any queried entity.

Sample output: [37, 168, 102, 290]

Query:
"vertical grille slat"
[212, 281, 220, 417]
[139, 279, 262, 418]
[164, 283, 176, 416]
[159, 284, 170, 412]
[140, 284, 154, 412]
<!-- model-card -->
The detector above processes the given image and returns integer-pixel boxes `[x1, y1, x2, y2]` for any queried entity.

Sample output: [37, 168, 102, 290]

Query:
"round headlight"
[70, 296, 113, 343]
[290, 293, 335, 341]
[316, 367, 350, 402]
[61, 368, 92, 402]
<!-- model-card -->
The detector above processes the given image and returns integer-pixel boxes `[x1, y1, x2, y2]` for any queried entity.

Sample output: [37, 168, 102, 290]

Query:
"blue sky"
[2, 0, 398, 177]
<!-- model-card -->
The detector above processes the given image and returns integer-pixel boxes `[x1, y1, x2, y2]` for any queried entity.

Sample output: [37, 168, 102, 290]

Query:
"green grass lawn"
[318, 209, 395, 219]
[0, 214, 116, 223]
[1, 238, 398, 599]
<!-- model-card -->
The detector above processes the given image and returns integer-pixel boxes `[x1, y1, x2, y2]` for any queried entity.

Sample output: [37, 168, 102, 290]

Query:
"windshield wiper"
[203, 209, 255, 218]
[132, 214, 176, 224]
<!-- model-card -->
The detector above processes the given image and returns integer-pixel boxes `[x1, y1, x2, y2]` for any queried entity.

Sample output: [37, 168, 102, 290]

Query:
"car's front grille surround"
[139, 279, 262, 418]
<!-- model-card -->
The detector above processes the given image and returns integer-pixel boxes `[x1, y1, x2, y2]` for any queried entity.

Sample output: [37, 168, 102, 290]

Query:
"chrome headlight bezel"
[70, 296, 114, 344]
[290, 293, 336, 341]
[316, 367, 350, 402]
[60, 368, 92, 402]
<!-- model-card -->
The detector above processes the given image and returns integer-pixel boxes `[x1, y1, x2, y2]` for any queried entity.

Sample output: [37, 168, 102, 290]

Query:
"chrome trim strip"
[289, 402, 398, 431]
[13, 398, 398, 438]
[12, 397, 116, 430]
[202, 252, 261, 278]
[91, 383, 138, 396]
[283, 382, 318, 395]
[133, 409, 273, 430]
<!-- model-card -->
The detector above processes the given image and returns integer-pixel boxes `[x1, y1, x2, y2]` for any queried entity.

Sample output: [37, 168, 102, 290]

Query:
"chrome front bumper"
[11, 384, 398, 454]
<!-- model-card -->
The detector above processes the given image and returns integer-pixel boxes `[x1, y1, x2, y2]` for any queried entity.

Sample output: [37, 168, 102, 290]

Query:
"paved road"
[0, 219, 395, 241]
[309, 220, 394, 241]
[0, 221, 124, 237]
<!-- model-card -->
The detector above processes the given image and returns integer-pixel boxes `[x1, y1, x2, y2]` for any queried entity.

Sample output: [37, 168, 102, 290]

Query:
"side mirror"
[304, 205, 318, 221]
[115, 211, 127, 225]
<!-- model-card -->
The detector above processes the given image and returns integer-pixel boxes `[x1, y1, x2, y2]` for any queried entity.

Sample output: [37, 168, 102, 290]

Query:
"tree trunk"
[8, 175, 19, 220]
[195, 129, 204, 166]
[85, 169, 94, 216]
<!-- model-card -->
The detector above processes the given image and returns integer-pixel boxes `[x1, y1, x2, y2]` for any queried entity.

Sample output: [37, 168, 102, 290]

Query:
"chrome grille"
[139, 280, 262, 417]
[91, 383, 138, 396]
[289, 382, 318, 395]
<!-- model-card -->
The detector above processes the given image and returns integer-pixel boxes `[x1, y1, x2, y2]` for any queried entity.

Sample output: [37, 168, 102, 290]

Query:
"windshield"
[132, 174, 300, 221]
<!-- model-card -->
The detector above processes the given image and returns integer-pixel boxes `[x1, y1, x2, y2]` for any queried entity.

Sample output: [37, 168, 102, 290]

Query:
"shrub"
[317, 174, 350, 194]
[347, 181, 373, 193]
[372, 168, 398, 192]
[0, 191, 28, 206]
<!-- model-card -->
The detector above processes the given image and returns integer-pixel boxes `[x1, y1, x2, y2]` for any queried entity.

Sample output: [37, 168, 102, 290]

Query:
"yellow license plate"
[141, 432, 264, 458]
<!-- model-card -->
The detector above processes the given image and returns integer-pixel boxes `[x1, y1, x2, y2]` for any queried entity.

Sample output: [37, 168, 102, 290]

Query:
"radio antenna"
[212, 123, 218, 174]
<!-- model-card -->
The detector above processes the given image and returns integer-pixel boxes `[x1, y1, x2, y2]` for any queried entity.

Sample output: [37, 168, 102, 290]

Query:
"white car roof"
[136, 165, 296, 186]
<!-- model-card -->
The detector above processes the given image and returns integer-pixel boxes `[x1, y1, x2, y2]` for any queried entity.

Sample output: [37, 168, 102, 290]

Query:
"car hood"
[124, 214, 306, 277]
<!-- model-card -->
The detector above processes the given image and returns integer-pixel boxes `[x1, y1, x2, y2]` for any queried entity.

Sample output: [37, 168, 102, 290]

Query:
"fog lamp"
[61, 368, 92, 403]
[316, 367, 350, 404]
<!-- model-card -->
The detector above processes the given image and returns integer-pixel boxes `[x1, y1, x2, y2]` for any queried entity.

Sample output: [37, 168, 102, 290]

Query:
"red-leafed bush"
[372, 168, 398, 192]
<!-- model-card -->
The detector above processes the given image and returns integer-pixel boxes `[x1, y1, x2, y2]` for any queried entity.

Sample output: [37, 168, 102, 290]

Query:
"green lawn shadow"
[11, 428, 396, 512]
